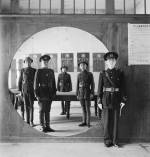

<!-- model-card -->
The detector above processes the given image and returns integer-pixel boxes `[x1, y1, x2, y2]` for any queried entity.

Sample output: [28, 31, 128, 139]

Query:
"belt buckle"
[111, 87, 115, 92]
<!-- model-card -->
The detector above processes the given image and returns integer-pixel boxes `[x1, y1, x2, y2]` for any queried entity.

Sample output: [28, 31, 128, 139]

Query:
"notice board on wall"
[77, 53, 89, 72]
[93, 53, 105, 72]
[29, 54, 41, 69]
[128, 24, 150, 65]
[48, 53, 58, 72]
[61, 53, 74, 72]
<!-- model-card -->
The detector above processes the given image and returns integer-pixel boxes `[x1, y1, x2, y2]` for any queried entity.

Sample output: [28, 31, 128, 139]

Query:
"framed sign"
[17, 59, 24, 70]
[93, 53, 105, 72]
[128, 24, 150, 65]
[48, 53, 58, 72]
[61, 53, 74, 72]
[29, 54, 41, 69]
[77, 53, 89, 72]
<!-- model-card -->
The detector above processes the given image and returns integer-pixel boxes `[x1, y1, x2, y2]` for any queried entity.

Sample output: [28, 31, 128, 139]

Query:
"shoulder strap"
[105, 71, 116, 87]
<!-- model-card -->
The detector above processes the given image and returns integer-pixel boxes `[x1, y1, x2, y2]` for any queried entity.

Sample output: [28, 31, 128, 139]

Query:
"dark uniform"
[57, 65, 72, 119]
[97, 52, 127, 147]
[76, 60, 95, 127]
[34, 55, 56, 132]
[14, 93, 24, 120]
[18, 57, 36, 125]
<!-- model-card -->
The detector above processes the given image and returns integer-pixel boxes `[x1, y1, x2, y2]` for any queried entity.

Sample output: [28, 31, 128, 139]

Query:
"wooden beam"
[0, 0, 1, 13]
[39, 0, 41, 14]
[144, 0, 146, 14]
[50, 0, 51, 14]
[95, 0, 96, 14]
[61, 0, 64, 14]
[134, 0, 136, 14]
[28, 0, 31, 14]
[11, 0, 19, 14]
[73, 0, 75, 14]
[106, 0, 114, 14]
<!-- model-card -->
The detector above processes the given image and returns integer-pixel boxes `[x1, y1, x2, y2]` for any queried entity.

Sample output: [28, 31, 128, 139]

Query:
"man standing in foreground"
[34, 55, 56, 132]
[18, 57, 36, 127]
[57, 65, 72, 119]
[97, 52, 127, 147]
[76, 59, 95, 127]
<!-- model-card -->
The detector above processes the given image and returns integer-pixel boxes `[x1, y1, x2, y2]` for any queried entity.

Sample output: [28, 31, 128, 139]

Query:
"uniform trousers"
[102, 108, 120, 145]
[38, 100, 52, 127]
[22, 92, 34, 124]
[80, 99, 91, 125]
[14, 94, 24, 119]
[61, 101, 70, 115]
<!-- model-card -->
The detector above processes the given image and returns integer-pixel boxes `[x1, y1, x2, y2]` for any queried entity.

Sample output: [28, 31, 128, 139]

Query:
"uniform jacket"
[76, 70, 95, 100]
[97, 68, 127, 109]
[57, 72, 72, 92]
[18, 67, 36, 100]
[34, 68, 56, 100]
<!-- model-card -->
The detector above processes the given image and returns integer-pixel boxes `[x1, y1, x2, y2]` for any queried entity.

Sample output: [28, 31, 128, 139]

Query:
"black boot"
[78, 122, 87, 127]
[60, 101, 66, 115]
[45, 126, 55, 132]
[66, 101, 70, 119]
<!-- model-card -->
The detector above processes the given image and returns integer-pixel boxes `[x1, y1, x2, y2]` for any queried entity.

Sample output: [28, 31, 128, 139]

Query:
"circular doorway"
[8, 26, 108, 136]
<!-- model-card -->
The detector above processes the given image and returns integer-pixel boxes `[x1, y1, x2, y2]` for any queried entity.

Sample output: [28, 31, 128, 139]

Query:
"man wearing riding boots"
[57, 65, 72, 119]
[34, 55, 56, 132]
[97, 52, 127, 147]
[18, 57, 36, 127]
[76, 58, 95, 128]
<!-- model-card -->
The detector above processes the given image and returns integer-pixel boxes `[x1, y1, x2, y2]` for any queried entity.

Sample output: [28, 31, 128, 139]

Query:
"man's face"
[24, 60, 32, 67]
[79, 63, 87, 71]
[41, 60, 49, 67]
[106, 58, 116, 69]
[62, 68, 67, 73]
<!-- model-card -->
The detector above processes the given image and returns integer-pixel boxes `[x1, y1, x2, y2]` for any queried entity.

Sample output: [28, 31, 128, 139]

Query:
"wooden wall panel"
[0, 15, 150, 141]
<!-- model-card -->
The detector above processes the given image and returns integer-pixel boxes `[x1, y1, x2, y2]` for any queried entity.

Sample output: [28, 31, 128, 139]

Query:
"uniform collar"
[81, 69, 87, 73]
[24, 66, 31, 69]
[107, 68, 116, 72]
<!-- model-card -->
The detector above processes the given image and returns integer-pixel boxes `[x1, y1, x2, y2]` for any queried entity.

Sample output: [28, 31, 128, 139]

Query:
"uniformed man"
[14, 93, 24, 120]
[34, 55, 56, 132]
[76, 59, 95, 127]
[18, 57, 36, 126]
[57, 65, 72, 119]
[97, 52, 127, 147]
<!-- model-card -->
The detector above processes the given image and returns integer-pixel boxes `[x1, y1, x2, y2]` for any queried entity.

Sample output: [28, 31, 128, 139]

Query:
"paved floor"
[0, 143, 150, 157]
[4, 102, 149, 157]
[17, 101, 99, 136]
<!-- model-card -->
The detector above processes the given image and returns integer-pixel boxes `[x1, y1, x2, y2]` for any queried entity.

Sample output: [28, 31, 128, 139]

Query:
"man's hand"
[120, 102, 125, 117]
[120, 102, 125, 109]
[90, 94, 94, 100]
[18, 92, 22, 96]
[36, 96, 40, 101]
[98, 103, 102, 110]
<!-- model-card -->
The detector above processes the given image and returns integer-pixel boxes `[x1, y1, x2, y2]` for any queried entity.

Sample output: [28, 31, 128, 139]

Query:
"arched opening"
[8, 26, 108, 136]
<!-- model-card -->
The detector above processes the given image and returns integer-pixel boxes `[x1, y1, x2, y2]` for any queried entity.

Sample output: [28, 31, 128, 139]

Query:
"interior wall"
[0, 15, 150, 141]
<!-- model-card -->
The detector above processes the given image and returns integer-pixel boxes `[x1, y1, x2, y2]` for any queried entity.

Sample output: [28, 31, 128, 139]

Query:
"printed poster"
[93, 53, 105, 72]
[61, 53, 74, 72]
[77, 53, 89, 72]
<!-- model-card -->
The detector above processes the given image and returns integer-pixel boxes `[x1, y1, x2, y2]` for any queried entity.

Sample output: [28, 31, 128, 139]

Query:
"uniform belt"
[103, 87, 119, 92]
[23, 81, 33, 84]
[39, 84, 48, 87]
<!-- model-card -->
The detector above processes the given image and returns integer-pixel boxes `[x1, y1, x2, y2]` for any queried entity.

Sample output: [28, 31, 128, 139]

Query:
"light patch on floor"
[16, 101, 99, 136]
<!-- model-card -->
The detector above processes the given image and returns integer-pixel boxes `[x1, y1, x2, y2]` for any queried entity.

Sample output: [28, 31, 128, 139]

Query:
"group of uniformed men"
[17, 52, 127, 147]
